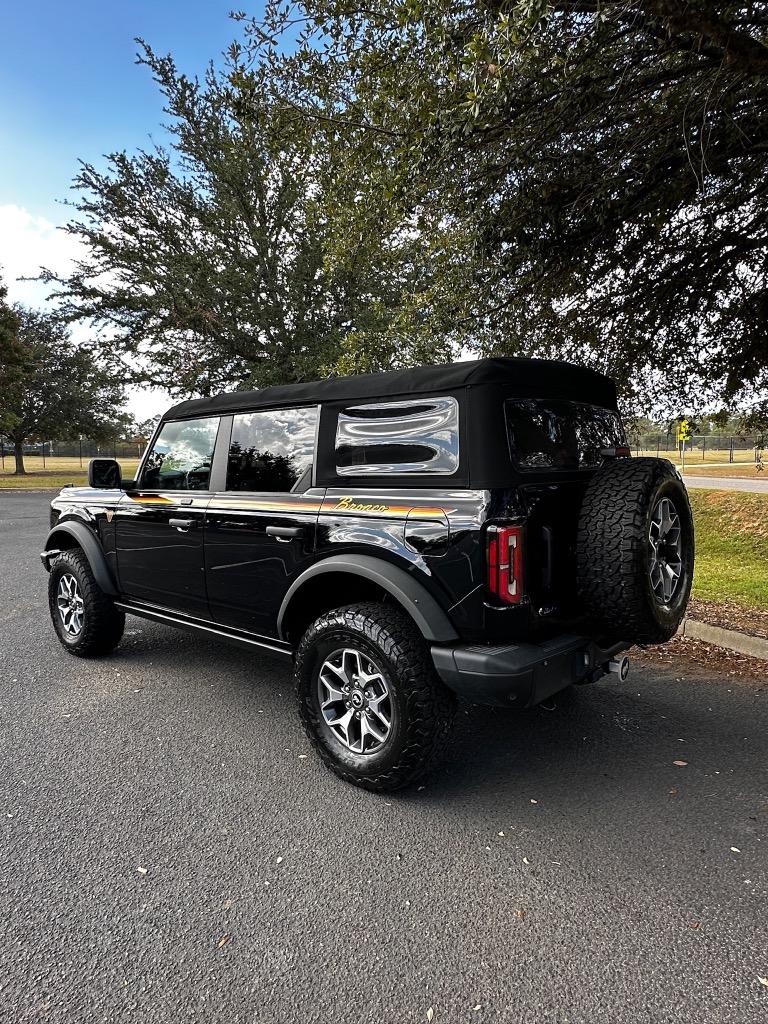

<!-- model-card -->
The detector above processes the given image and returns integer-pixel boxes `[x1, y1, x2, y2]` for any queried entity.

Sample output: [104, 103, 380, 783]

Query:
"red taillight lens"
[487, 525, 524, 604]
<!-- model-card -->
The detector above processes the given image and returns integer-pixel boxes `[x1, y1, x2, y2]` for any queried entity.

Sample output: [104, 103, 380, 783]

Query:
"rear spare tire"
[576, 458, 694, 644]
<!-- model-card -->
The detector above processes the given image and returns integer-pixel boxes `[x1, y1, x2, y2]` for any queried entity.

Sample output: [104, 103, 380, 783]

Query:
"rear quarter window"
[335, 397, 460, 476]
[505, 399, 626, 471]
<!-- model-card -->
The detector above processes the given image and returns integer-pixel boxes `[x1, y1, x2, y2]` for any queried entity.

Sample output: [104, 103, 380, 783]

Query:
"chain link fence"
[629, 434, 764, 464]
[2, 434, 764, 472]
[0, 439, 146, 470]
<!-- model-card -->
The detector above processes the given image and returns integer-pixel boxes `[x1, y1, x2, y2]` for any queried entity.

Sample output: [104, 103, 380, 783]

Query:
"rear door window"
[141, 417, 219, 490]
[226, 406, 318, 492]
[505, 399, 626, 471]
[335, 397, 459, 476]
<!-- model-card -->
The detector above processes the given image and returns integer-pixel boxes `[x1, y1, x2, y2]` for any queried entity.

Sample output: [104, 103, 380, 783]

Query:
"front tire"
[48, 548, 125, 657]
[295, 602, 456, 791]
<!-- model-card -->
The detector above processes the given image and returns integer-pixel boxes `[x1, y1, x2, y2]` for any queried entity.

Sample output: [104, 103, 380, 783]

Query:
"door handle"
[169, 517, 196, 531]
[266, 525, 304, 540]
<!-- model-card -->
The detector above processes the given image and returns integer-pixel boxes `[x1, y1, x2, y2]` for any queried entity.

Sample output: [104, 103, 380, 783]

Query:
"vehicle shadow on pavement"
[112, 620, 766, 813]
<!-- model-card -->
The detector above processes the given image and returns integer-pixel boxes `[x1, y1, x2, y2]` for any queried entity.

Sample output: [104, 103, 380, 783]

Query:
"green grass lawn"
[0, 458, 140, 490]
[688, 489, 768, 610]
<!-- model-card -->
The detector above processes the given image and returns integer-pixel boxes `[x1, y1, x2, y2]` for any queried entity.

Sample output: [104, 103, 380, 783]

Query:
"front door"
[204, 405, 321, 637]
[115, 416, 221, 617]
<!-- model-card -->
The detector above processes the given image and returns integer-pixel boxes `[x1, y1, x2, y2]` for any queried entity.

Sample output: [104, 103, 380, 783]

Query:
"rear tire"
[576, 458, 694, 643]
[295, 602, 456, 791]
[48, 548, 125, 657]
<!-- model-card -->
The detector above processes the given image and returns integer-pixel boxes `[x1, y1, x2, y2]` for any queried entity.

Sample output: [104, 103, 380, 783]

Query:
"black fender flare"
[41, 521, 118, 597]
[277, 554, 459, 643]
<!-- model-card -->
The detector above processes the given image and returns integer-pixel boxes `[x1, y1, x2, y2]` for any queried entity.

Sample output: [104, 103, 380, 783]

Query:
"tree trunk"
[13, 440, 26, 475]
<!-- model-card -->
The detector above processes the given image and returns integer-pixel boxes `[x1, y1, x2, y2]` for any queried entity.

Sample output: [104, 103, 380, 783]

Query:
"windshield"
[505, 399, 627, 471]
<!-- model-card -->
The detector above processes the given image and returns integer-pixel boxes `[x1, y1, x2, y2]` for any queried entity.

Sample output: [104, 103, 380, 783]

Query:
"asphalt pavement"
[1, 491, 766, 1024]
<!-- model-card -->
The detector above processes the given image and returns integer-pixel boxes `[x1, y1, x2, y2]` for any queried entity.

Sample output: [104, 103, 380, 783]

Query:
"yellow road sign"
[676, 419, 692, 443]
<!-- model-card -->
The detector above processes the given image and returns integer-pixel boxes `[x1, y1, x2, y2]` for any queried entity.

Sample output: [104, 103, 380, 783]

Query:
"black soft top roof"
[162, 356, 617, 421]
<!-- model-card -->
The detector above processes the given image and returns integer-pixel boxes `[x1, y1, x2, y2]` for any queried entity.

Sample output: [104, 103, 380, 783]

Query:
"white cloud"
[0, 203, 85, 309]
[0, 203, 171, 419]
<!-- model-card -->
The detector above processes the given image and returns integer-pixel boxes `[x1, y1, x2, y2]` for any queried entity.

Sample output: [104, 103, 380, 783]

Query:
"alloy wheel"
[57, 573, 84, 636]
[318, 647, 393, 754]
[648, 497, 683, 604]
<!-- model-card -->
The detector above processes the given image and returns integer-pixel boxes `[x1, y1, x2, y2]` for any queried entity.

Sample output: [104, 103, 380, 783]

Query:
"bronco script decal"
[332, 496, 452, 517]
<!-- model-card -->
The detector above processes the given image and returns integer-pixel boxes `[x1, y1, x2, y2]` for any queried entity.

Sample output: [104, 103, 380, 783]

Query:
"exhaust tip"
[607, 655, 630, 682]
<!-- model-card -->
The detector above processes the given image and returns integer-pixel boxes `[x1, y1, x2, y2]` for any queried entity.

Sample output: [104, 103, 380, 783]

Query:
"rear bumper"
[431, 634, 629, 708]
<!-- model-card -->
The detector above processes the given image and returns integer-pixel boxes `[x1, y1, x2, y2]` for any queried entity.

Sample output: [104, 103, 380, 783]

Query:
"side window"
[226, 406, 318, 492]
[141, 417, 219, 491]
[335, 397, 460, 476]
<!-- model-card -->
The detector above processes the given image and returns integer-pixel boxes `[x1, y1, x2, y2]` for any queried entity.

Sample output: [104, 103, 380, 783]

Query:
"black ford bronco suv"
[42, 358, 694, 790]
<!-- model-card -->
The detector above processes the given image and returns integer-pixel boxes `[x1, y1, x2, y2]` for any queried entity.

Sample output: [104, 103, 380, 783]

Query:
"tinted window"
[505, 399, 626, 471]
[226, 406, 318, 492]
[335, 397, 460, 476]
[141, 417, 219, 490]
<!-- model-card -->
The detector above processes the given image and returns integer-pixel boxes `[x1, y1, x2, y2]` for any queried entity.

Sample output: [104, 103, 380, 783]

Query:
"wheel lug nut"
[345, 701, 351, 708]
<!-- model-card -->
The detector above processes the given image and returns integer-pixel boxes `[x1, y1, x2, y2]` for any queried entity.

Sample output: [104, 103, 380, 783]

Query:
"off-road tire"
[576, 458, 694, 644]
[48, 548, 125, 657]
[295, 602, 456, 791]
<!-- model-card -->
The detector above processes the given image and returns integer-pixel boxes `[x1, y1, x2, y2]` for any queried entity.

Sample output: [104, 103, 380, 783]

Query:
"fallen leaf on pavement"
[217, 935, 230, 949]
[730, 847, 741, 854]
[426, 1008, 434, 1021]
[515, 909, 526, 921]
[690, 921, 700, 929]
[673, 760, 688, 767]
[136, 866, 147, 875]
[758, 977, 768, 988]
[522, 857, 531, 865]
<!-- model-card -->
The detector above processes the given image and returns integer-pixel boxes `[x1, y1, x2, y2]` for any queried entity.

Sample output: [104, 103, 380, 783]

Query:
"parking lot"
[1, 491, 766, 1023]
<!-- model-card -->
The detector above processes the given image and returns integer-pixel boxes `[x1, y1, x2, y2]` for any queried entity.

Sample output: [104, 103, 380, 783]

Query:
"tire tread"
[48, 548, 125, 657]
[295, 601, 455, 791]
[576, 458, 693, 644]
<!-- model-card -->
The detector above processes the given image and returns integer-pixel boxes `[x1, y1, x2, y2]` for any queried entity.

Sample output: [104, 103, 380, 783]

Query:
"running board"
[114, 601, 293, 659]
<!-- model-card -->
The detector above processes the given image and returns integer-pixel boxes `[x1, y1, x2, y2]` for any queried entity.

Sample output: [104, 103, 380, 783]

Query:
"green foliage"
[737, 401, 768, 437]
[0, 274, 25, 435]
[47, 4, 768, 410]
[46, 44, 464, 395]
[246, 0, 768, 409]
[0, 307, 127, 474]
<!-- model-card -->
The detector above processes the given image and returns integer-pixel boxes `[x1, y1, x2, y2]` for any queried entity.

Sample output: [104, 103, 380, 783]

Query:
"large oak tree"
[48, 4, 768, 411]
[46, 46, 465, 397]
[245, 0, 768, 408]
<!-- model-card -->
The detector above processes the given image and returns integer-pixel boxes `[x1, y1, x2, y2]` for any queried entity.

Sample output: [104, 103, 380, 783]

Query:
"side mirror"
[88, 458, 122, 490]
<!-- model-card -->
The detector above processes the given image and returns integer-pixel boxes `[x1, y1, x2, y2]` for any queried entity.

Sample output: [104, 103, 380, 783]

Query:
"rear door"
[205, 405, 322, 638]
[115, 416, 221, 617]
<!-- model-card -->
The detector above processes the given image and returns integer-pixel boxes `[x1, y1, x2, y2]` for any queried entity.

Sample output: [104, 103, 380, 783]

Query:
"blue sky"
[0, 2, 260, 416]
[1, 1, 246, 220]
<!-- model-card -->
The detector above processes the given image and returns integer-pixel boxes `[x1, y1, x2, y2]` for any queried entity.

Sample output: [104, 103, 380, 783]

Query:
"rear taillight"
[487, 525, 524, 604]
